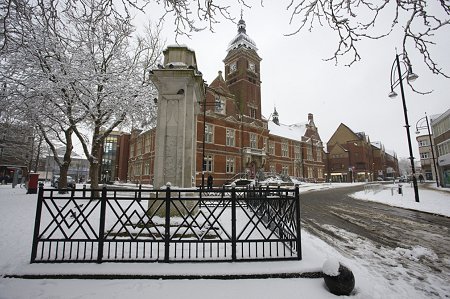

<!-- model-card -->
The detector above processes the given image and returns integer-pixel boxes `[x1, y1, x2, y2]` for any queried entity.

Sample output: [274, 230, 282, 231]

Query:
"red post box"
[27, 173, 40, 194]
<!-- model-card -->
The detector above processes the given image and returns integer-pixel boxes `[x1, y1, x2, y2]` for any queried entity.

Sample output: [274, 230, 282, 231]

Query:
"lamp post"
[416, 113, 439, 188]
[199, 91, 222, 189]
[388, 53, 420, 202]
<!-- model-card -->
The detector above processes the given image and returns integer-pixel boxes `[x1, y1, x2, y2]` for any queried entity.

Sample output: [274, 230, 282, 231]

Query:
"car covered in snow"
[224, 178, 256, 189]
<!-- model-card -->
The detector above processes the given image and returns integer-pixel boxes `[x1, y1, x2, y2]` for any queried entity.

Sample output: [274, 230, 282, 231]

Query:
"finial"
[240, 8, 243, 20]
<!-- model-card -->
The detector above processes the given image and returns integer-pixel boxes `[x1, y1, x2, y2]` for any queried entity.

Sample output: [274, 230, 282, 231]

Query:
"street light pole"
[390, 53, 420, 202]
[416, 113, 439, 188]
[201, 93, 207, 189]
[200, 89, 223, 189]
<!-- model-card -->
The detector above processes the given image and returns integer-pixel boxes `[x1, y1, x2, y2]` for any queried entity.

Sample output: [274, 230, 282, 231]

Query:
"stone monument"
[150, 45, 204, 189]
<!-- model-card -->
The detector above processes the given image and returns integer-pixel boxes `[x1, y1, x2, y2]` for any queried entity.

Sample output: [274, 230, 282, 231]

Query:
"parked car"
[224, 179, 256, 189]
[51, 175, 76, 189]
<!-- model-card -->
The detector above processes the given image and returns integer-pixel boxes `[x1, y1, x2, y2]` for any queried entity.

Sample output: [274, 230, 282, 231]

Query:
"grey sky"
[139, 1, 449, 159]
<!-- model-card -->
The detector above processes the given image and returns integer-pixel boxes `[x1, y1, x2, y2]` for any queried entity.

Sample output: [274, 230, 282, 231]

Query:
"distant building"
[42, 147, 90, 182]
[98, 131, 130, 183]
[431, 109, 450, 187]
[0, 122, 33, 182]
[326, 123, 398, 182]
[416, 133, 438, 182]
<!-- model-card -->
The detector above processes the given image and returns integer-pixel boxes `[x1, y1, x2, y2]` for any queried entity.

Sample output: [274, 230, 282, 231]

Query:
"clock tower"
[223, 16, 262, 120]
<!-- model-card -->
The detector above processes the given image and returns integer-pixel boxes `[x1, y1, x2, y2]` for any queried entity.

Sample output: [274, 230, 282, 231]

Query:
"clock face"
[230, 63, 237, 73]
[249, 62, 255, 72]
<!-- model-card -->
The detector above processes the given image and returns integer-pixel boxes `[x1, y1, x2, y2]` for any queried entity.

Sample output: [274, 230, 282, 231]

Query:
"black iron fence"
[30, 185, 301, 263]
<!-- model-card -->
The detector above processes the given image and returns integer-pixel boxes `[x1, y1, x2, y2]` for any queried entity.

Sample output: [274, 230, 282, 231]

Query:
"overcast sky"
[138, 1, 449, 159]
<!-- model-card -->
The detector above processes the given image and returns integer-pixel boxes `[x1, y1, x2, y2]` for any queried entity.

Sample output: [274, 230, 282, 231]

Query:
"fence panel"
[30, 185, 301, 263]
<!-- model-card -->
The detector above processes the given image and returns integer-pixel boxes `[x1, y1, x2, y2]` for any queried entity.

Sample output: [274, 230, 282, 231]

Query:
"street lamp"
[388, 53, 420, 202]
[415, 113, 439, 188]
[199, 90, 223, 189]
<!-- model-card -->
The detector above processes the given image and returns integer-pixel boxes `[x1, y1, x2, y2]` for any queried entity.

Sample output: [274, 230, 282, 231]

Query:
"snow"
[350, 182, 450, 217]
[267, 121, 307, 141]
[0, 182, 449, 298]
[322, 258, 340, 276]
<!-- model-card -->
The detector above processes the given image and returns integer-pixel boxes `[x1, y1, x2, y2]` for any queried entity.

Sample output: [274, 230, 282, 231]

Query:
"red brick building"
[123, 17, 325, 186]
[326, 123, 399, 182]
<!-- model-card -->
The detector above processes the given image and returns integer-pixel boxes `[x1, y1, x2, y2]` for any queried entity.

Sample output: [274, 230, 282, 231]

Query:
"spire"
[227, 11, 257, 52]
[238, 9, 246, 34]
[273, 107, 279, 125]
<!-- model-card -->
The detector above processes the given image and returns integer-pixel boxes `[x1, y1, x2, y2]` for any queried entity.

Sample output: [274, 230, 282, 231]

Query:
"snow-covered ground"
[0, 182, 448, 299]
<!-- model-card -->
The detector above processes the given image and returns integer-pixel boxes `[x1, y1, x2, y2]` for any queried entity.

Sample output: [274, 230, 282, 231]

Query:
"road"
[300, 185, 450, 298]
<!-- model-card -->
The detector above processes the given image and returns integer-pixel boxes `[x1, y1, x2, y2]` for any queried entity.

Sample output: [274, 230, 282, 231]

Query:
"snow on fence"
[30, 185, 301, 263]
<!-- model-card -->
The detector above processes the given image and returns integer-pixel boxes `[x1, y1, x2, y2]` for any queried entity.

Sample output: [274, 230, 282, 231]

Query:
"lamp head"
[407, 72, 418, 82]
[388, 90, 398, 98]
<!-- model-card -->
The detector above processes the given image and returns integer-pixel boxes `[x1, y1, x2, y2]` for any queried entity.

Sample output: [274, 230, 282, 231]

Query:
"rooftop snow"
[268, 121, 307, 141]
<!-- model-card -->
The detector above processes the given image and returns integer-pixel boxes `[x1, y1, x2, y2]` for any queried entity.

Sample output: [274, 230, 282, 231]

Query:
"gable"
[327, 123, 359, 146]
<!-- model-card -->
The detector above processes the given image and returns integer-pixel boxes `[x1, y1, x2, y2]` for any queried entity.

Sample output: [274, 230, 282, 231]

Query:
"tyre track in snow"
[299, 185, 450, 298]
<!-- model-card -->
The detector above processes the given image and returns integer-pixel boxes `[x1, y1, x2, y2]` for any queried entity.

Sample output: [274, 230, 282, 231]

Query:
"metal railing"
[30, 185, 301, 263]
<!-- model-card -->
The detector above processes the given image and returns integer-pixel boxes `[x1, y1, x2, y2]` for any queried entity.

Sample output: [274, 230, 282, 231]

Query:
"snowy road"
[300, 185, 450, 298]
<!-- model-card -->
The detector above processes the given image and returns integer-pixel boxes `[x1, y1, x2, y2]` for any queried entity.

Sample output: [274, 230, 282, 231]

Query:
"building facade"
[431, 109, 450, 187]
[0, 122, 34, 183]
[416, 134, 438, 181]
[123, 17, 325, 186]
[326, 123, 399, 182]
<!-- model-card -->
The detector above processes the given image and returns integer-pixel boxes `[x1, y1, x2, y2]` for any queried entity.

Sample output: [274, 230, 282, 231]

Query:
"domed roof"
[227, 17, 258, 52]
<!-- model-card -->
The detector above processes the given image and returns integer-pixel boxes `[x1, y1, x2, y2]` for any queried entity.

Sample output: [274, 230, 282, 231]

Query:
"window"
[294, 145, 301, 160]
[318, 168, 323, 179]
[226, 157, 235, 173]
[134, 162, 142, 176]
[145, 134, 151, 153]
[226, 129, 235, 146]
[307, 167, 313, 178]
[144, 161, 150, 175]
[215, 97, 225, 114]
[250, 133, 257, 149]
[269, 141, 275, 155]
[204, 155, 213, 172]
[136, 139, 142, 156]
[282, 141, 289, 157]
[130, 143, 135, 157]
[420, 152, 429, 159]
[437, 140, 450, 156]
[307, 147, 313, 161]
[418, 140, 428, 147]
[250, 107, 257, 119]
[282, 165, 289, 176]
[263, 138, 268, 152]
[316, 150, 322, 162]
[205, 124, 214, 143]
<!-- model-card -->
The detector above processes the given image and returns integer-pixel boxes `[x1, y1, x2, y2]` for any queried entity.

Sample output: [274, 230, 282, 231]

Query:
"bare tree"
[62, 3, 162, 189]
[1, 0, 162, 190]
[2, 1, 449, 76]
[282, 0, 450, 76]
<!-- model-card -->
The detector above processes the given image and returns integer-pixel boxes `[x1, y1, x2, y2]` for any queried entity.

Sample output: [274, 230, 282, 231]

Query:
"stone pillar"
[150, 45, 204, 189]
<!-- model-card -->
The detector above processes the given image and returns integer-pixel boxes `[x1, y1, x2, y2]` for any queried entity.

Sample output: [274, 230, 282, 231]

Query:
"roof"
[268, 121, 307, 141]
[227, 17, 258, 52]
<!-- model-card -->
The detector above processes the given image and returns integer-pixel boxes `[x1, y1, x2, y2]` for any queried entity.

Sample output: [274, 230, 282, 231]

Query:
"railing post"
[295, 186, 302, 260]
[30, 183, 45, 263]
[82, 184, 86, 197]
[97, 186, 107, 263]
[231, 187, 237, 261]
[137, 184, 142, 202]
[164, 185, 171, 262]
